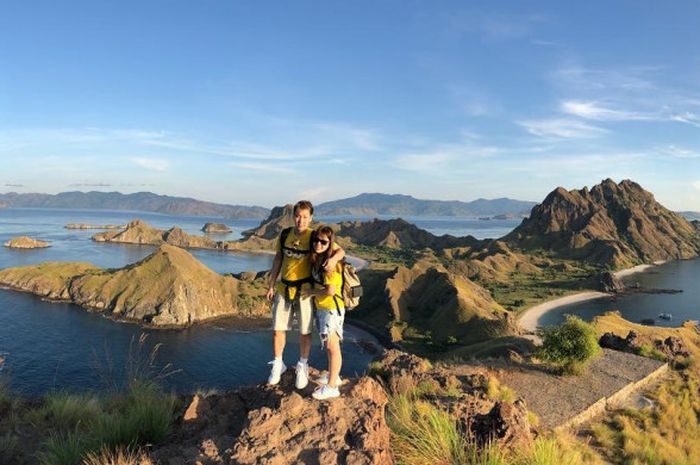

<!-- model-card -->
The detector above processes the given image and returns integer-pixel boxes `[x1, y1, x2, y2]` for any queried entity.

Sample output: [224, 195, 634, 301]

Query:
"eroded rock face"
[3, 236, 50, 249]
[151, 369, 393, 465]
[654, 336, 690, 358]
[596, 271, 625, 293]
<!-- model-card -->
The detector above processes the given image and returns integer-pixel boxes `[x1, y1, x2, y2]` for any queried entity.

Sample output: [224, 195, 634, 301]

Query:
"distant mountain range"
[0, 190, 538, 219]
[0, 191, 269, 219]
[316, 193, 537, 218]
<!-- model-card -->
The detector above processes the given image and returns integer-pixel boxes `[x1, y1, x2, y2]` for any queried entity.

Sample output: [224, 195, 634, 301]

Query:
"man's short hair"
[293, 200, 314, 215]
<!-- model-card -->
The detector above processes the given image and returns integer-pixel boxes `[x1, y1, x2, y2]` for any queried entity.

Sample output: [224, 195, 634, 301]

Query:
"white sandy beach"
[518, 262, 663, 333]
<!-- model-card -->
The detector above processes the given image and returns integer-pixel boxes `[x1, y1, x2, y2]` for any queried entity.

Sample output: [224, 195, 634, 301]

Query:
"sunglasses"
[313, 238, 330, 246]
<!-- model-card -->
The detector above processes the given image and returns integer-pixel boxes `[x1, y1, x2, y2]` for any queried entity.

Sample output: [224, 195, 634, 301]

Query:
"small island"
[201, 222, 232, 233]
[3, 236, 51, 249]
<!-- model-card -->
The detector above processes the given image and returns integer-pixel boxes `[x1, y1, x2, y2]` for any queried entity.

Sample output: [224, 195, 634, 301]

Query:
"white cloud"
[560, 100, 652, 121]
[449, 12, 549, 41]
[131, 157, 170, 172]
[693, 181, 700, 191]
[517, 118, 607, 139]
[671, 112, 700, 128]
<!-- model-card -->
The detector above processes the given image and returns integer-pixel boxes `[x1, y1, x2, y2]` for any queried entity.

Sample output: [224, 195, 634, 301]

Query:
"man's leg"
[299, 333, 312, 359]
[269, 293, 292, 385]
[273, 330, 286, 358]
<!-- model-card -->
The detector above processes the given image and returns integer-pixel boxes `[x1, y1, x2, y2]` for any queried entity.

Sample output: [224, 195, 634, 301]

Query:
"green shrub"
[38, 432, 88, 465]
[42, 392, 102, 431]
[538, 315, 601, 375]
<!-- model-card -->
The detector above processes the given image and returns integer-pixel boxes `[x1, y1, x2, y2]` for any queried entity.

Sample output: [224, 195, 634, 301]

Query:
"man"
[266, 200, 345, 388]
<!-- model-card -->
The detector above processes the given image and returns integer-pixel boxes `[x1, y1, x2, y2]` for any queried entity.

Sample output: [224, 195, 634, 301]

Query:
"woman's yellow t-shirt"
[314, 262, 345, 311]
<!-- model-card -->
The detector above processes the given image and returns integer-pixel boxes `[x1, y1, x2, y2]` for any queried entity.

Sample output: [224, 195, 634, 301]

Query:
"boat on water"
[658, 313, 673, 320]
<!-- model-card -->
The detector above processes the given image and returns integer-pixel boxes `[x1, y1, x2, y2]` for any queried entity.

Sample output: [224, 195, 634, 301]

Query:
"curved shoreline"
[517, 262, 663, 333]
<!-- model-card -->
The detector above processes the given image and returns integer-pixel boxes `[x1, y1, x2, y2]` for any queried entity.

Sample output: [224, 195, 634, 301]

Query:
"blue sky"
[1, 1, 699, 210]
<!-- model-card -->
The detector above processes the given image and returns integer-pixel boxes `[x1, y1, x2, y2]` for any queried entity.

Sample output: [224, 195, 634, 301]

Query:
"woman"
[303, 224, 345, 400]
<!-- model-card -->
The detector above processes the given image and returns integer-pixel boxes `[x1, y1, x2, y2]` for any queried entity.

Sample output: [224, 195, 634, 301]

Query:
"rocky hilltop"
[357, 260, 519, 346]
[336, 218, 478, 250]
[0, 244, 268, 326]
[241, 204, 295, 240]
[93, 220, 218, 249]
[3, 236, 51, 249]
[504, 179, 700, 268]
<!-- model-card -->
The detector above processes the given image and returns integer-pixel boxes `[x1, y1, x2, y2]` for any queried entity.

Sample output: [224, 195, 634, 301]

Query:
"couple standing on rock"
[265, 200, 347, 400]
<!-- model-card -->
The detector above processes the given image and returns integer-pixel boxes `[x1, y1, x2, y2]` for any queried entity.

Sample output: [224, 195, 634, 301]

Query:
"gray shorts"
[271, 293, 313, 335]
[315, 308, 345, 348]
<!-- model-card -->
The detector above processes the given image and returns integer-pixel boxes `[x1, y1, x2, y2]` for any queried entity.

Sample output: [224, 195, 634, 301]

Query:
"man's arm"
[324, 243, 346, 272]
[266, 250, 283, 302]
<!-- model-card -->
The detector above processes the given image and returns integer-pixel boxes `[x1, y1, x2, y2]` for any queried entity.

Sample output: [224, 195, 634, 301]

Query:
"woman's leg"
[326, 331, 342, 388]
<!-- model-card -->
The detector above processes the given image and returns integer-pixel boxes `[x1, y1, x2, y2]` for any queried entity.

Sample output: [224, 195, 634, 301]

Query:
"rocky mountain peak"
[505, 179, 700, 268]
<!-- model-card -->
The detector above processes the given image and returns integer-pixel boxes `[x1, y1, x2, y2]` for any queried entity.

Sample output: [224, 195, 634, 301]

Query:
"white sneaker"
[295, 361, 309, 389]
[267, 359, 286, 385]
[312, 384, 340, 400]
[316, 372, 343, 386]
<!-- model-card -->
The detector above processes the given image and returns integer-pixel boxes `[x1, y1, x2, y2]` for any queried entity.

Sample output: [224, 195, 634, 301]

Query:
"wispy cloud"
[657, 145, 700, 159]
[393, 142, 501, 173]
[560, 100, 652, 121]
[4, 183, 24, 187]
[131, 157, 170, 172]
[517, 118, 607, 139]
[693, 181, 700, 191]
[227, 161, 297, 174]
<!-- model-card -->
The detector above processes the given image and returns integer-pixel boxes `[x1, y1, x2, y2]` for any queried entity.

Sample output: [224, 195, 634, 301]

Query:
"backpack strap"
[279, 227, 292, 252]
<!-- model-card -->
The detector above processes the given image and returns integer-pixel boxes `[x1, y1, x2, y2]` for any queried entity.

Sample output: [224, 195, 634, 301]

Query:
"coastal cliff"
[0, 244, 268, 326]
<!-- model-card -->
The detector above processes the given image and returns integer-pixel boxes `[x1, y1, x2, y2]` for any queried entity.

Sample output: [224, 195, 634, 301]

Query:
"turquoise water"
[537, 258, 700, 328]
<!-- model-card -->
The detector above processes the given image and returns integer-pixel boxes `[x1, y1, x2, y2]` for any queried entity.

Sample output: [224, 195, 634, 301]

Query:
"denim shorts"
[315, 308, 345, 348]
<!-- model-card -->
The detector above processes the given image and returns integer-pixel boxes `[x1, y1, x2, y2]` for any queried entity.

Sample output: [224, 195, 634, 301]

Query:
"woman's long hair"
[310, 225, 335, 278]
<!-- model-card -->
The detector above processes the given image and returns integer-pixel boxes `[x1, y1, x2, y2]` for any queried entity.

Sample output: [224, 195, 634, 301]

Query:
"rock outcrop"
[504, 179, 700, 268]
[600, 330, 691, 360]
[594, 271, 625, 293]
[241, 204, 296, 240]
[151, 366, 393, 465]
[3, 236, 51, 249]
[150, 350, 534, 464]
[370, 350, 534, 448]
[0, 244, 269, 326]
[202, 223, 232, 233]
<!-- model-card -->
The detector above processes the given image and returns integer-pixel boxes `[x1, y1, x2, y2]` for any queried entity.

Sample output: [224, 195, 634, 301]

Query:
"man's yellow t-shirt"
[275, 228, 312, 299]
[313, 262, 345, 311]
